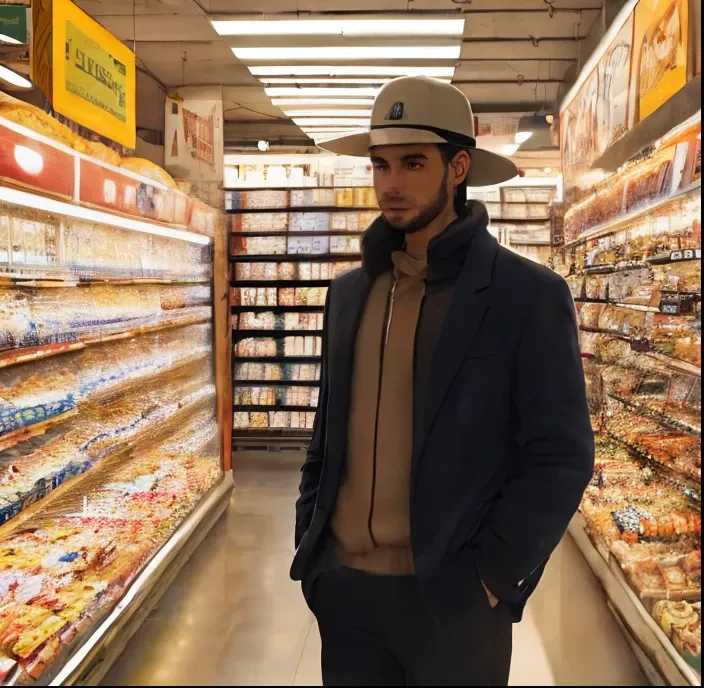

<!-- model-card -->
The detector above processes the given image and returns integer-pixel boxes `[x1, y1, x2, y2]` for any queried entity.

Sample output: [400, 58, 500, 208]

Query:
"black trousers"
[305, 567, 512, 686]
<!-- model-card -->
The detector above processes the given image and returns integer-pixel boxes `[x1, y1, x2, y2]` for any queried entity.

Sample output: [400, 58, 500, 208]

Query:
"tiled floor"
[101, 450, 647, 686]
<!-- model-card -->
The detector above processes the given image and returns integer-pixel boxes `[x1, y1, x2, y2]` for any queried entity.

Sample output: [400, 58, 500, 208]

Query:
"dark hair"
[437, 143, 469, 216]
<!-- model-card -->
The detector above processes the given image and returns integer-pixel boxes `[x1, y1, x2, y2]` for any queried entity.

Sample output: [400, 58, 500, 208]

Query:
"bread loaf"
[119, 157, 177, 188]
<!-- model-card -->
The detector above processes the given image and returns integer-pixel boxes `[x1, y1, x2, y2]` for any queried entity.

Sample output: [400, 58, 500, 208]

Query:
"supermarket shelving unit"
[227, 186, 375, 447]
[0, 111, 233, 685]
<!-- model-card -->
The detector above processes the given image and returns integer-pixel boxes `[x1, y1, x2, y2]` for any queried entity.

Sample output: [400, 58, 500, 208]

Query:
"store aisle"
[102, 451, 646, 687]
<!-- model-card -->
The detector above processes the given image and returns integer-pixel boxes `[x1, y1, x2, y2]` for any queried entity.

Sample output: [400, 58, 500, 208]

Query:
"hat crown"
[371, 76, 475, 139]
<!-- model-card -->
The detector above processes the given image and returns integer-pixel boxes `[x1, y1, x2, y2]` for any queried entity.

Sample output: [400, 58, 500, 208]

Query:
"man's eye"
[373, 164, 389, 171]
[407, 162, 422, 170]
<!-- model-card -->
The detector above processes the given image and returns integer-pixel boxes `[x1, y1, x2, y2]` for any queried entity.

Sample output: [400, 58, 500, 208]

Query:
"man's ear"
[452, 150, 471, 185]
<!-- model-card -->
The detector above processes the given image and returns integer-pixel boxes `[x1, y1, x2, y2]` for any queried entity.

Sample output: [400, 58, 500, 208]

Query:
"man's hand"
[482, 580, 499, 608]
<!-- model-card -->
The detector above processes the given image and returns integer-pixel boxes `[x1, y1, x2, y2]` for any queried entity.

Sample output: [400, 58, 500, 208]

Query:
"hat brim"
[317, 127, 519, 187]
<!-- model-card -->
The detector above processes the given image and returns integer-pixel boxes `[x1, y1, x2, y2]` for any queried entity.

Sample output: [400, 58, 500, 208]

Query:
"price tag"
[669, 248, 701, 262]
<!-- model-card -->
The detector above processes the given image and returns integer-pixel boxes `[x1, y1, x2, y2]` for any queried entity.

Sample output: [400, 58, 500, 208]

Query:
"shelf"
[230, 253, 360, 263]
[227, 206, 378, 214]
[230, 230, 364, 238]
[0, 389, 216, 541]
[234, 379, 320, 387]
[0, 276, 210, 289]
[233, 355, 320, 363]
[568, 512, 700, 687]
[643, 352, 701, 379]
[224, 185, 372, 191]
[232, 305, 325, 314]
[0, 314, 211, 371]
[604, 428, 700, 488]
[0, 409, 78, 453]
[233, 404, 318, 412]
[233, 279, 332, 288]
[608, 393, 700, 436]
[579, 328, 701, 374]
[565, 180, 702, 249]
[493, 218, 550, 224]
[575, 299, 662, 313]
[509, 240, 552, 247]
[233, 329, 323, 338]
[578, 249, 702, 274]
[232, 428, 312, 439]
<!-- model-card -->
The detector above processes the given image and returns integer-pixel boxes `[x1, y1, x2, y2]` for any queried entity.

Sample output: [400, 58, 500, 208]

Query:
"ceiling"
[73, 0, 601, 159]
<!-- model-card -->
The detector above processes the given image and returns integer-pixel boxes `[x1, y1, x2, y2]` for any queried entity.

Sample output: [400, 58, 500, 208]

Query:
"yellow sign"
[32, 0, 135, 148]
[632, 0, 689, 123]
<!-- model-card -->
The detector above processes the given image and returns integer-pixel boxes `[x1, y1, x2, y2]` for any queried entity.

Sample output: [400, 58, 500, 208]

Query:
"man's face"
[371, 144, 453, 234]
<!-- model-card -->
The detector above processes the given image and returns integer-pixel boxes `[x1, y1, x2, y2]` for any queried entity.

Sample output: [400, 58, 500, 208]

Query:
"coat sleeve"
[473, 278, 594, 600]
[294, 288, 331, 549]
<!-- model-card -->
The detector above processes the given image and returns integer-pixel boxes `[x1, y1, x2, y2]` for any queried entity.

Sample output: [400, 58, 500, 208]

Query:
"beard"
[381, 168, 451, 234]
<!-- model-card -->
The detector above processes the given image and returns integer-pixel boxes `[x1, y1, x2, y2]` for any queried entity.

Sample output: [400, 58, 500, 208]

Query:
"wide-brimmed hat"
[318, 76, 518, 187]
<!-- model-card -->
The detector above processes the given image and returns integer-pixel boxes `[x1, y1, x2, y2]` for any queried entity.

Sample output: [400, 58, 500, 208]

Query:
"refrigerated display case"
[557, 102, 701, 685]
[0, 101, 232, 685]
[227, 185, 372, 441]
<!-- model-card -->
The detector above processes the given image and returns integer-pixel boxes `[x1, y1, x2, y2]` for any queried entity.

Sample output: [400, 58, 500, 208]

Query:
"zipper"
[409, 290, 425, 549]
[367, 277, 397, 548]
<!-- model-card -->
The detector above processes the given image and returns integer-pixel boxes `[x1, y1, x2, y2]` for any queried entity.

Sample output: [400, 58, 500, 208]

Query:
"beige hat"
[318, 76, 518, 187]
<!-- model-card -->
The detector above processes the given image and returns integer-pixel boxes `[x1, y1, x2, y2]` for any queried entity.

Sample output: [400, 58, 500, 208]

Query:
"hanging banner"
[164, 87, 223, 185]
[31, 0, 135, 148]
[0, 6, 27, 43]
[632, 0, 689, 122]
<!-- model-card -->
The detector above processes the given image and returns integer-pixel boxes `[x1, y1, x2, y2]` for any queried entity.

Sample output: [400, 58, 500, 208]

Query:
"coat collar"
[361, 200, 491, 284]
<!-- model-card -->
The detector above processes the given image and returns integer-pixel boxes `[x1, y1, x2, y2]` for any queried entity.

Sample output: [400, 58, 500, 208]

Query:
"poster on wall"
[597, 13, 634, 152]
[631, 0, 689, 123]
[164, 88, 224, 185]
[561, 68, 599, 191]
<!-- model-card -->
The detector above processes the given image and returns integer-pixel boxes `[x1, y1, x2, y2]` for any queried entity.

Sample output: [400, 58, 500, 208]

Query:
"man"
[290, 76, 594, 686]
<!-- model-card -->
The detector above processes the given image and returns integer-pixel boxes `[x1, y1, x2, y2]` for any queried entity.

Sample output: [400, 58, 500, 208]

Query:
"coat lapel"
[414, 230, 499, 466]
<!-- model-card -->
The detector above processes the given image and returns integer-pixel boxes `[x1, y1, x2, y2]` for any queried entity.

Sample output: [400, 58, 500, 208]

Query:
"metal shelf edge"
[50, 473, 234, 686]
[568, 513, 700, 687]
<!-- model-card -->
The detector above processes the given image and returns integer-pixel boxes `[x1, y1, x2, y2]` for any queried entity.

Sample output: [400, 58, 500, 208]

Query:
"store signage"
[31, 0, 136, 149]
[0, 6, 27, 43]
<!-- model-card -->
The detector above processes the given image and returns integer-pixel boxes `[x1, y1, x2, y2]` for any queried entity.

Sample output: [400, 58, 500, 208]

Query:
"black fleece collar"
[361, 200, 491, 283]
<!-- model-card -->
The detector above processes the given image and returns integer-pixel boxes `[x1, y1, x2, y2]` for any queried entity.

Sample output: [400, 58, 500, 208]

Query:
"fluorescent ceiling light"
[0, 185, 211, 245]
[0, 65, 32, 88]
[283, 109, 372, 117]
[499, 144, 520, 156]
[294, 118, 370, 127]
[302, 129, 363, 135]
[250, 65, 456, 77]
[266, 87, 379, 97]
[213, 19, 463, 36]
[263, 78, 426, 85]
[234, 46, 461, 61]
[272, 98, 374, 106]
[515, 131, 533, 144]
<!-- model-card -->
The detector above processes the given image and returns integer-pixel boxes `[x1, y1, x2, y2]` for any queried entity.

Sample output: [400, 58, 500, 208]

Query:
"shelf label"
[669, 248, 701, 262]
